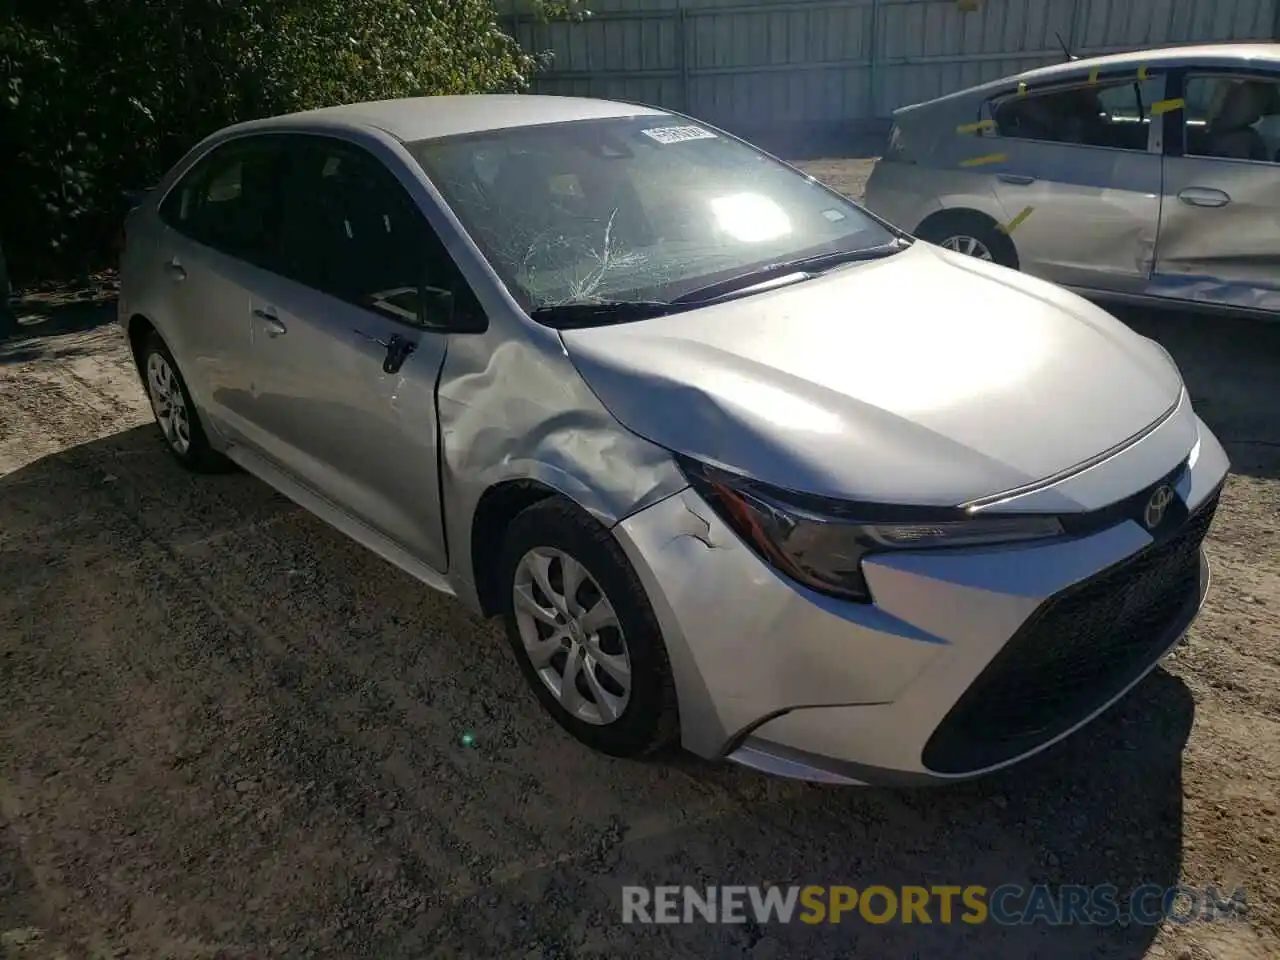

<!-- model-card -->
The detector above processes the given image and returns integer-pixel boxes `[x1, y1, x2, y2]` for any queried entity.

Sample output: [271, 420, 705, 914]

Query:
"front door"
[239, 136, 473, 573]
[1151, 70, 1280, 312]
[980, 70, 1167, 294]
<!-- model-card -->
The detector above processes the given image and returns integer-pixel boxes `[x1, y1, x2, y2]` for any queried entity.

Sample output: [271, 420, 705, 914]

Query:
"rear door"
[152, 136, 286, 441]
[1151, 68, 1280, 312]
[239, 134, 484, 573]
[977, 69, 1167, 293]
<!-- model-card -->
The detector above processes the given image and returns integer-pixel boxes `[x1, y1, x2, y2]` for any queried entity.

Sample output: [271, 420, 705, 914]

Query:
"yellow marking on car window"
[1138, 65, 1149, 80]
[960, 152, 1008, 167]
[999, 206, 1034, 234]
[957, 119, 996, 134]
[1150, 97, 1185, 116]
[1018, 81, 1027, 96]
[1088, 68, 1099, 84]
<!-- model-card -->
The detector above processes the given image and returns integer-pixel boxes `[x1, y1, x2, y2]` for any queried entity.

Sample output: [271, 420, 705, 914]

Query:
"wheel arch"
[470, 478, 569, 618]
[126, 313, 157, 377]
[915, 206, 1002, 238]
[914, 207, 1020, 269]
[465, 455, 688, 619]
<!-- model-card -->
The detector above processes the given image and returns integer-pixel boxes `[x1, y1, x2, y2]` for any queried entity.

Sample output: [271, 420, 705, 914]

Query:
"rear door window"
[159, 137, 284, 267]
[990, 75, 1164, 152]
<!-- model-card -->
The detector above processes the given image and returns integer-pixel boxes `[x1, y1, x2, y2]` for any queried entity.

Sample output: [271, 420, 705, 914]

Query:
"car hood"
[560, 242, 1184, 505]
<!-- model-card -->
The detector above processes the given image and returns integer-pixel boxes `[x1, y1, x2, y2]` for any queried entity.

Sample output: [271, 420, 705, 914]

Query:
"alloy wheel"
[512, 546, 632, 725]
[146, 352, 192, 455]
[939, 234, 995, 261]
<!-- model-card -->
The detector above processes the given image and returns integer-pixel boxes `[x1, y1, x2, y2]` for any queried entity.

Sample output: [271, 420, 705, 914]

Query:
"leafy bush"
[0, 0, 576, 281]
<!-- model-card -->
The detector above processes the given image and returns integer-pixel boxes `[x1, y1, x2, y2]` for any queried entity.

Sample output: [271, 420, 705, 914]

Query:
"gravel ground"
[1, 161, 1278, 959]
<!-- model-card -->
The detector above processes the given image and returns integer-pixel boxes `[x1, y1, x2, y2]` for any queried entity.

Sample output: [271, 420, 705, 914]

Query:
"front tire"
[916, 211, 1020, 269]
[499, 497, 679, 758]
[139, 332, 229, 473]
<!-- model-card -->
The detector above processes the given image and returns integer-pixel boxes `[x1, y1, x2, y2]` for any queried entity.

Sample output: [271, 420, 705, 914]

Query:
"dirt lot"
[2, 161, 1279, 959]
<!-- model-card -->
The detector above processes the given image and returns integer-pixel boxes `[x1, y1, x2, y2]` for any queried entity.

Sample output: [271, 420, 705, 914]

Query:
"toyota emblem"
[1143, 484, 1176, 530]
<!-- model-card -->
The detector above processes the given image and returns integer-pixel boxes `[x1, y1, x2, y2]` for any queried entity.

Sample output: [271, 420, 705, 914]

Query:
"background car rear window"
[991, 76, 1163, 151]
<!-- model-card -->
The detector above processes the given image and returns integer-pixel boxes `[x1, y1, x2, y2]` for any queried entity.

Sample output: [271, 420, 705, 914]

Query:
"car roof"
[225, 94, 672, 143]
[896, 42, 1280, 116]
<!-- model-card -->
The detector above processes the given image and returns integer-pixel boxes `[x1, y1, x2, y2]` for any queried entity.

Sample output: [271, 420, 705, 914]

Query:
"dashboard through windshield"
[408, 116, 899, 323]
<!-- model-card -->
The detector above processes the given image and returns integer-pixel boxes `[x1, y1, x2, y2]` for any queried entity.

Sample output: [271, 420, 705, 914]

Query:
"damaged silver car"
[119, 94, 1229, 785]
[865, 43, 1280, 317]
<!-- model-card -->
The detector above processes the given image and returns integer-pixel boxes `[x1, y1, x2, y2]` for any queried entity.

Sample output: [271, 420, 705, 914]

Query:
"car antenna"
[1055, 31, 1079, 62]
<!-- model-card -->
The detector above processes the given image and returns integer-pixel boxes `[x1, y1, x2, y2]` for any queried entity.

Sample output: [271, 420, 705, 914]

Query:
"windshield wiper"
[669, 238, 910, 306]
[528, 298, 683, 328]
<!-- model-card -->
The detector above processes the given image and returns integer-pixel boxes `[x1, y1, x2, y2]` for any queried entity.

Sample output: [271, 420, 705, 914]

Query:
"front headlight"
[678, 456, 1063, 603]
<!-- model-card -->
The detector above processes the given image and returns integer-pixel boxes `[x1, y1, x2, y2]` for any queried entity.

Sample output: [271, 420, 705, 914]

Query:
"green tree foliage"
[0, 0, 580, 280]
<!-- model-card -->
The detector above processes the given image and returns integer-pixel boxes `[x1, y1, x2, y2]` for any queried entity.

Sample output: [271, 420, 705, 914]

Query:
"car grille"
[922, 491, 1220, 775]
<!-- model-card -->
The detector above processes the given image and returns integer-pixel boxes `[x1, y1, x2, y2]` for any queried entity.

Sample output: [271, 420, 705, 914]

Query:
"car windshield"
[407, 116, 898, 320]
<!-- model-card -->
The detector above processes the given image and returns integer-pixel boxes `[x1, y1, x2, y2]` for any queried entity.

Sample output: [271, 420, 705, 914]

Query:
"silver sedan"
[864, 43, 1280, 318]
[118, 94, 1229, 786]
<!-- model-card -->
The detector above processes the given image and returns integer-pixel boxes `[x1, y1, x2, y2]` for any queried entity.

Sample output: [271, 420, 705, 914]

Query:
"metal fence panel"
[510, 0, 1280, 128]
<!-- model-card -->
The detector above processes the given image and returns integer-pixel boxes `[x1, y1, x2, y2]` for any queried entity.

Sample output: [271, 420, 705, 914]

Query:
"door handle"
[996, 173, 1036, 185]
[164, 258, 186, 281]
[252, 308, 287, 337]
[355, 330, 416, 373]
[1178, 187, 1231, 208]
[354, 328, 392, 349]
[381, 334, 416, 375]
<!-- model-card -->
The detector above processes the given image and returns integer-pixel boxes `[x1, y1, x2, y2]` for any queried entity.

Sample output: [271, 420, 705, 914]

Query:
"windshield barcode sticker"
[641, 125, 716, 144]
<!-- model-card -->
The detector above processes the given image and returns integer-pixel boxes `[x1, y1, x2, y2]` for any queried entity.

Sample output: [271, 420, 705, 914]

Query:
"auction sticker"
[641, 125, 717, 144]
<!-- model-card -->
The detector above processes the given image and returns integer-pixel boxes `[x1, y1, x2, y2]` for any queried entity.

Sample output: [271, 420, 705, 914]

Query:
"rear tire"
[499, 497, 679, 758]
[916, 211, 1019, 269]
[139, 332, 230, 473]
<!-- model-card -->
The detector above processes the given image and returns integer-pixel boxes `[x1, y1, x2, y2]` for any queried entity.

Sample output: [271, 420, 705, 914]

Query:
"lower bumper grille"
[922, 491, 1220, 775]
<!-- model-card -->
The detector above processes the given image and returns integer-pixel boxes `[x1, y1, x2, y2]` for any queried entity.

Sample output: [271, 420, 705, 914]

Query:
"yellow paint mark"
[1138, 65, 1149, 80]
[1150, 97, 1185, 116]
[1088, 68, 1099, 85]
[960, 152, 1008, 168]
[956, 119, 996, 134]
[1018, 81, 1027, 96]
[999, 205, 1035, 234]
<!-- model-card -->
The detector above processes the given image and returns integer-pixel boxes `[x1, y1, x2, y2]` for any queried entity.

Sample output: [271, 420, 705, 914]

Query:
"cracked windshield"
[409, 116, 896, 319]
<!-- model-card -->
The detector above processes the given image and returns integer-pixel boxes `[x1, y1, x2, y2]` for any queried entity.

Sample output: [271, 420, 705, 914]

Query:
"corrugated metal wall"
[503, 0, 1279, 129]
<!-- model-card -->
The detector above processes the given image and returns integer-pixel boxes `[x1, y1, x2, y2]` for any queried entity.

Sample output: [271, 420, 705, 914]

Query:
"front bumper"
[611, 403, 1230, 785]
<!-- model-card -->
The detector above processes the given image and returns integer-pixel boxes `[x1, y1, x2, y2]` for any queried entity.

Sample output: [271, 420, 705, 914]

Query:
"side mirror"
[419, 282, 487, 333]
[418, 284, 455, 329]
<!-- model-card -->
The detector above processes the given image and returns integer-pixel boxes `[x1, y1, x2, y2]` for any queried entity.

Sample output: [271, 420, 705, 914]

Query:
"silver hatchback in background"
[864, 42, 1280, 317]
[119, 94, 1228, 787]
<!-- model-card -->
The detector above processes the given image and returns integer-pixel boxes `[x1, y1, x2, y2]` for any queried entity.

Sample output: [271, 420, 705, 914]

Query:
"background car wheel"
[500, 497, 679, 758]
[140, 332, 230, 473]
[916, 211, 1019, 269]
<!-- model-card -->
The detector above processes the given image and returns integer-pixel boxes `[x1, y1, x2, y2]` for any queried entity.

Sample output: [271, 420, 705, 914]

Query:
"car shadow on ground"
[1, 424, 1196, 957]
[1114, 306, 1280, 483]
